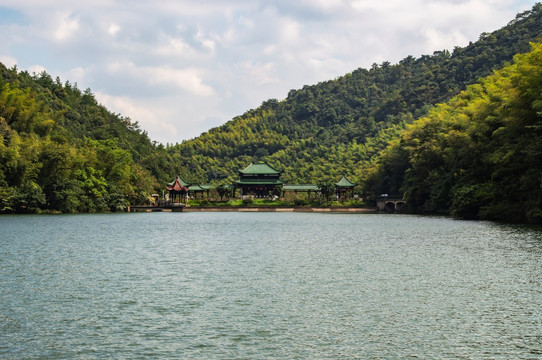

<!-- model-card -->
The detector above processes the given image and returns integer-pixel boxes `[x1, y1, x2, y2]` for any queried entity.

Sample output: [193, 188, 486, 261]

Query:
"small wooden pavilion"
[335, 175, 356, 199]
[235, 162, 283, 197]
[166, 176, 190, 203]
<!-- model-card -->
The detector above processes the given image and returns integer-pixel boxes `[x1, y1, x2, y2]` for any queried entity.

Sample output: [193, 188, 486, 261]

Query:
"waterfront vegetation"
[1, 4, 542, 222]
[367, 43, 542, 223]
[186, 197, 368, 208]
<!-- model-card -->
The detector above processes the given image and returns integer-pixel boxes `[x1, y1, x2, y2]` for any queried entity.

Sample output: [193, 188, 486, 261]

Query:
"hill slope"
[0, 65, 165, 213]
[170, 4, 542, 186]
[368, 43, 542, 223]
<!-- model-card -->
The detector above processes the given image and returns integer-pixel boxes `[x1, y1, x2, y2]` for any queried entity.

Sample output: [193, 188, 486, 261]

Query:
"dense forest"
[1, 4, 542, 221]
[0, 66, 171, 213]
[170, 4, 542, 188]
[367, 43, 542, 223]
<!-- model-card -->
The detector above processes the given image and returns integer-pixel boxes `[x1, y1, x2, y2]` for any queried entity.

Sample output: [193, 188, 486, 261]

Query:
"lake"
[1, 212, 542, 359]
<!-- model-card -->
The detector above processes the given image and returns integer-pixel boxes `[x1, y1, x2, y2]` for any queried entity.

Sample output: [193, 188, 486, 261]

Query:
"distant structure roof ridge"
[166, 175, 191, 192]
[239, 161, 282, 175]
[335, 175, 356, 188]
[283, 184, 320, 191]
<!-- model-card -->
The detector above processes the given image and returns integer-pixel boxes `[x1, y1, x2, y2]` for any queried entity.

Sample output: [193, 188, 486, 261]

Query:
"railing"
[375, 195, 404, 201]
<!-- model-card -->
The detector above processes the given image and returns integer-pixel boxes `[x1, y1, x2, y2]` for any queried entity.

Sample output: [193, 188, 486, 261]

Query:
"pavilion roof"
[235, 178, 283, 185]
[283, 184, 320, 191]
[335, 175, 356, 188]
[167, 175, 190, 187]
[166, 176, 190, 191]
[239, 162, 282, 175]
[189, 184, 211, 191]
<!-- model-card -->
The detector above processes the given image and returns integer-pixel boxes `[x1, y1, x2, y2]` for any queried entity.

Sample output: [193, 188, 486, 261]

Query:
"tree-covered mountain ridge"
[1, 4, 542, 217]
[0, 63, 163, 213]
[368, 42, 542, 223]
[171, 4, 542, 187]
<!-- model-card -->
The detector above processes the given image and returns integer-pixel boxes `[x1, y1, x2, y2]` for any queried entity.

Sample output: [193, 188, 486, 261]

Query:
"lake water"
[1, 212, 542, 359]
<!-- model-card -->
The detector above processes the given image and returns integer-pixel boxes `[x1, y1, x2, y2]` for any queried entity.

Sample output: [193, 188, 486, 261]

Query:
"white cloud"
[54, 12, 80, 42]
[152, 33, 214, 61]
[95, 92, 180, 143]
[236, 61, 278, 85]
[108, 23, 120, 36]
[150, 66, 215, 96]
[106, 61, 215, 96]
[0, 56, 18, 68]
[422, 27, 469, 51]
[351, 0, 396, 12]
[64, 66, 89, 85]
[154, 35, 192, 57]
[195, 29, 216, 53]
[28, 64, 47, 75]
[278, 18, 302, 45]
[312, 0, 345, 11]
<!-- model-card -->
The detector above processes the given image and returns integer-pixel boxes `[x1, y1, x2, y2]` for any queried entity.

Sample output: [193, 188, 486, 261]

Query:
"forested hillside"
[368, 43, 542, 223]
[171, 4, 542, 187]
[0, 65, 174, 213]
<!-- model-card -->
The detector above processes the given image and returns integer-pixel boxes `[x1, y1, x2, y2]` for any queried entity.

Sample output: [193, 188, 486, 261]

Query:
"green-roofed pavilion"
[283, 184, 320, 192]
[235, 161, 283, 197]
[283, 184, 320, 200]
[188, 184, 212, 199]
[335, 175, 356, 199]
[239, 162, 282, 175]
[167, 175, 191, 188]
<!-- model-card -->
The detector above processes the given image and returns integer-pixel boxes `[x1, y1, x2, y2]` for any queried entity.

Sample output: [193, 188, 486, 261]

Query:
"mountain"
[367, 42, 542, 223]
[0, 65, 165, 213]
[170, 4, 542, 188]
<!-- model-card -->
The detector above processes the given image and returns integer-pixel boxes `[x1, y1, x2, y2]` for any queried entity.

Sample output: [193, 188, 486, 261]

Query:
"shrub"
[242, 198, 254, 205]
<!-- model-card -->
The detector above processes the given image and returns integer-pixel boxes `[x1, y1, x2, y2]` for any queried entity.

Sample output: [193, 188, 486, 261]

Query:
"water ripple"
[1, 213, 542, 359]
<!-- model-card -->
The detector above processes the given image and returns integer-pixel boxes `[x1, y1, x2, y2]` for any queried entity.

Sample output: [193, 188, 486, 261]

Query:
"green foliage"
[167, 4, 542, 195]
[293, 198, 309, 206]
[242, 198, 254, 205]
[0, 63, 162, 213]
[371, 43, 542, 223]
[317, 181, 335, 202]
[215, 184, 231, 201]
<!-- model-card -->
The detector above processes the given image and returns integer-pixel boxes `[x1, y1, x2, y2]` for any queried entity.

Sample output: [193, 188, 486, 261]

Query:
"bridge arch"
[376, 197, 405, 213]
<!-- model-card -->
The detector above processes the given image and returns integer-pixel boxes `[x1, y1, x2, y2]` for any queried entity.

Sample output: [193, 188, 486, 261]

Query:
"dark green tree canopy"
[168, 4, 542, 191]
[369, 43, 542, 223]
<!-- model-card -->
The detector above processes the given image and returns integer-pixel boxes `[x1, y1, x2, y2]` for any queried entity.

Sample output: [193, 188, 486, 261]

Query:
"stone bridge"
[376, 196, 405, 213]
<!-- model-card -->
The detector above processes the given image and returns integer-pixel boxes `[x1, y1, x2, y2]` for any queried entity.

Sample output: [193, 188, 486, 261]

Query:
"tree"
[216, 184, 230, 201]
[318, 182, 335, 203]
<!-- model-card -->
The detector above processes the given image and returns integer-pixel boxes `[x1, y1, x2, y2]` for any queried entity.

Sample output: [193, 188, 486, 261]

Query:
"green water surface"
[1, 213, 541, 359]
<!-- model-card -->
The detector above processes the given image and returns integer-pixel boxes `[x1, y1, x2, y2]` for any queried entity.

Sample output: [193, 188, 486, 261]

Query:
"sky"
[0, 0, 537, 144]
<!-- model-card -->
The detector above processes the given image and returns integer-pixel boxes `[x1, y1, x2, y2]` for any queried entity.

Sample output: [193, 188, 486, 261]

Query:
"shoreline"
[135, 206, 378, 213]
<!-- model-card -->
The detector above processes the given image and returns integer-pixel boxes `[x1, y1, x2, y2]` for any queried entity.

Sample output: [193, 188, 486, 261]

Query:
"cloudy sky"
[0, 0, 536, 144]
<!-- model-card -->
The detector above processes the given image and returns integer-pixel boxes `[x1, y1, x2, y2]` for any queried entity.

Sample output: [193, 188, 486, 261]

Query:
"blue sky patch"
[0, 7, 25, 25]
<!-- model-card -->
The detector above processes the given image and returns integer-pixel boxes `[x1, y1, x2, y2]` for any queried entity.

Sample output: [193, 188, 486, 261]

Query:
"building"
[335, 175, 356, 199]
[283, 184, 320, 199]
[166, 176, 190, 202]
[235, 162, 283, 197]
[188, 184, 211, 199]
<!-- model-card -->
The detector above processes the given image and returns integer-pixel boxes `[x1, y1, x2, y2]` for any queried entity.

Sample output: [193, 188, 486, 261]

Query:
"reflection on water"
[1, 213, 542, 359]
